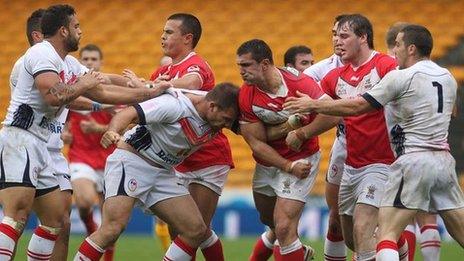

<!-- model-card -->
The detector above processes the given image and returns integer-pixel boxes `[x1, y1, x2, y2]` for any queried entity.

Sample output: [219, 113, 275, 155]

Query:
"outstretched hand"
[101, 130, 120, 148]
[284, 90, 316, 114]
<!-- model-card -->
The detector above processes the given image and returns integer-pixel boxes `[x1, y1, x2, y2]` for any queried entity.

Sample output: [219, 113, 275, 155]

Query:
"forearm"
[299, 114, 340, 139]
[107, 113, 135, 134]
[247, 139, 291, 171]
[313, 99, 368, 116]
[67, 96, 95, 111]
[45, 81, 90, 106]
[266, 122, 292, 141]
[105, 73, 129, 87]
[84, 84, 163, 105]
[170, 75, 201, 90]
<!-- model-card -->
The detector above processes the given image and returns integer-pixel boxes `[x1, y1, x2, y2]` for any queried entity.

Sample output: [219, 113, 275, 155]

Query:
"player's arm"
[284, 91, 374, 116]
[83, 82, 172, 105]
[35, 71, 103, 106]
[240, 121, 311, 179]
[102, 73, 132, 87]
[101, 106, 139, 148]
[169, 74, 202, 90]
[265, 114, 303, 141]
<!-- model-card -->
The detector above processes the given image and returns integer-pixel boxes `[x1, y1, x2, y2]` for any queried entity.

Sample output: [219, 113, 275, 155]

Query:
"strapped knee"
[39, 224, 61, 236]
[2, 216, 26, 233]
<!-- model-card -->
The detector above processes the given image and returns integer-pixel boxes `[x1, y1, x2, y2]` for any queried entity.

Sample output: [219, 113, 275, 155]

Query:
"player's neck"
[46, 37, 68, 60]
[259, 67, 282, 94]
[189, 95, 207, 120]
[171, 49, 194, 64]
[350, 49, 374, 68]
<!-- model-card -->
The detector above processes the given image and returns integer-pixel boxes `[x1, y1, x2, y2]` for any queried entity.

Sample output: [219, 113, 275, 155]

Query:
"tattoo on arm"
[46, 82, 78, 105]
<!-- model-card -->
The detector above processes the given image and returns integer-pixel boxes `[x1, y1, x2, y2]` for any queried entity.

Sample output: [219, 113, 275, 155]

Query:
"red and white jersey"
[321, 51, 397, 168]
[303, 54, 344, 83]
[67, 111, 114, 170]
[124, 89, 217, 169]
[364, 60, 456, 157]
[239, 67, 323, 165]
[150, 52, 233, 171]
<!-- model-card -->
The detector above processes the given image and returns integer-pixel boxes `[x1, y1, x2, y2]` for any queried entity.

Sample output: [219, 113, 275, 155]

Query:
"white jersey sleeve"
[362, 70, 403, 108]
[134, 92, 183, 125]
[24, 45, 61, 76]
[10, 56, 24, 90]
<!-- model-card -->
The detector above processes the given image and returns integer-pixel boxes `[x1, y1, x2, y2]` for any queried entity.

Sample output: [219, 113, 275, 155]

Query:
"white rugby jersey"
[9, 53, 73, 150]
[123, 89, 216, 169]
[3, 40, 87, 142]
[363, 60, 456, 157]
[304, 53, 346, 140]
[303, 54, 344, 83]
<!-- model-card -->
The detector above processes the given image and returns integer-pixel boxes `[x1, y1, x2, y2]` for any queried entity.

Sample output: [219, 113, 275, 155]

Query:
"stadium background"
[0, 0, 463, 260]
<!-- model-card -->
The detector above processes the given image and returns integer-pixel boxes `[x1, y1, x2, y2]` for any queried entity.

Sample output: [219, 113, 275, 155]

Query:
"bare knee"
[274, 217, 295, 241]
[100, 220, 126, 244]
[181, 219, 208, 246]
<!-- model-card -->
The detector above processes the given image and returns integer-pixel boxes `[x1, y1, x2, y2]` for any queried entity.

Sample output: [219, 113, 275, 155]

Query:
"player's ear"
[261, 59, 272, 70]
[59, 26, 68, 38]
[184, 33, 193, 47]
[407, 44, 416, 56]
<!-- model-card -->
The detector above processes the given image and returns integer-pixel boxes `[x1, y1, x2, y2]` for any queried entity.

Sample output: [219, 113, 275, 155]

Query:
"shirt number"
[432, 81, 443, 113]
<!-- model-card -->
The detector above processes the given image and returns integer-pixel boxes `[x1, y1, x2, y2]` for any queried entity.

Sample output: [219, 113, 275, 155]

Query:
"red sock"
[76, 238, 104, 261]
[402, 229, 416, 261]
[397, 233, 409, 261]
[201, 238, 223, 261]
[104, 243, 115, 261]
[273, 245, 305, 261]
[249, 236, 273, 261]
[83, 212, 97, 236]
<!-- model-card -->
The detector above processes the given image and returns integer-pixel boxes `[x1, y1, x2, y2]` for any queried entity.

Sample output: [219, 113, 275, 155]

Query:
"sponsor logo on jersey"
[187, 65, 200, 73]
[155, 149, 182, 165]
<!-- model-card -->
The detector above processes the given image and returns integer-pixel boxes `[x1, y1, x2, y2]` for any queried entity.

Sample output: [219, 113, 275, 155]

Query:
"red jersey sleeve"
[238, 85, 260, 123]
[320, 68, 340, 99]
[298, 76, 324, 99]
[376, 54, 397, 77]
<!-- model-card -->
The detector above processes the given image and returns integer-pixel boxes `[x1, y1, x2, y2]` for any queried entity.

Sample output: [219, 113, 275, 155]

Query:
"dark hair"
[41, 4, 75, 38]
[26, 9, 45, 46]
[386, 22, 410, 49]
[338, 14, 374, 49]
[334, 14, 349, 24]
[79, 44, 103, 59]
[284, 45, 312, 66]
[168, 13, 202, 49]
[206, 82, 239, 114]
[400, 24, 433, 57]
[236, 39, 274, 64]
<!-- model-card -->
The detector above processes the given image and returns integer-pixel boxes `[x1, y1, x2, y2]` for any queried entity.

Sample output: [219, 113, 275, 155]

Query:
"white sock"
[280, 239, 302, 255]
[377, 248, 399, 261]
[164, 237, 195, 261]
[0, 223, 19, 260]
[357, 250, 376, 261]
[420, 225, 441, 261]
[199, 230, 218, 249]
[27, 226, 58, 261]
[324, 236, 346, 260]
[261, 232, 274, 249]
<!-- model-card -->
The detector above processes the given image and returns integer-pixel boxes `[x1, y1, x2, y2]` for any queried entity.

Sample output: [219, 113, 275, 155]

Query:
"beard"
[65, 35, 79, 52]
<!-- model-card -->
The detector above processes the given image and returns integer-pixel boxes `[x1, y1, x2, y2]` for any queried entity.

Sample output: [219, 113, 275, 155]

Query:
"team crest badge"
[366, 185, 376, 199]
[330, 165, 338, 178]
[128, 178, 138, 192]
[282, 178, 291, 194]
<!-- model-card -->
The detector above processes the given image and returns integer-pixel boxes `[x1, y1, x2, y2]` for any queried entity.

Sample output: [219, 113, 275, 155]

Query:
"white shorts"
[176, 165, 230, 195]
[338, 163, 390, 216]
[326, 136, 347, 185]
[253, 151, 321, 203]
[70, 162, 104, 192]
[0, 127, 57, 190]
[104, 149, 190, 213]
[381, 151, 464, 213]
[48, 150, 72, 191]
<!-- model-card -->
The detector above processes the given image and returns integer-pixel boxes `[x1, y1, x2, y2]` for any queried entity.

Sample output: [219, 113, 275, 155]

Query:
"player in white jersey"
[74, 83, 239, 261]
[284, 24, 464, 259]
[0, 4, 173, 260]
[303, 14, 349, 261]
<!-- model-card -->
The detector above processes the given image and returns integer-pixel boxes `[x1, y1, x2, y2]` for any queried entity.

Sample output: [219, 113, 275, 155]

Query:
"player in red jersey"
[284, 14, 402, 260]
[125, 13, 231, 260]
[67, 44, 116, 261]
[237, 39, 339, 261]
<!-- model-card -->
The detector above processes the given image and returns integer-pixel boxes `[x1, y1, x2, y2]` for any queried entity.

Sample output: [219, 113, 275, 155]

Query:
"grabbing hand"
[288, 161, 312, 179]
[79, 69, 105, 90]
[80, 118, 105, 134]
[101, 130, 121, 148]
[286, 130, 306, 151]
[284, 91, 316, 114]
[123, 69, 146, 88]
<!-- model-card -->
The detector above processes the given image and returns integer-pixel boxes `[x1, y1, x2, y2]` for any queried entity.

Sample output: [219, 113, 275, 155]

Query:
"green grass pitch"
[14, 233, 462, 260]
